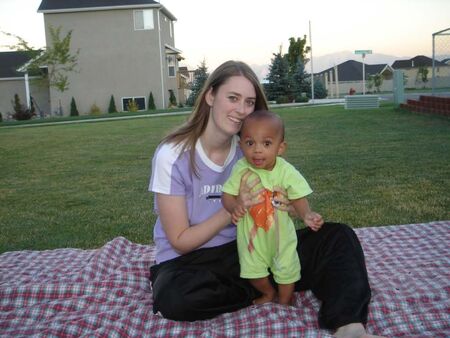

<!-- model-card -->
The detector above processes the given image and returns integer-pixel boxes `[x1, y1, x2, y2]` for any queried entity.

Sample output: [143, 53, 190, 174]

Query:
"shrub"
[169, 90, 177, 108]
[307, 82, 328, 99]
[70, 97, 79, 116]
[90, 103, 102, 115]
[295, 95, 309, 103]
[148, 92, 156, 110]
[108, 95, 117, 113]
[127, 99, 138, 112]
[0, 112, 3, 123]
[11, 94, 35, 120]
[276, 96, 290, 104]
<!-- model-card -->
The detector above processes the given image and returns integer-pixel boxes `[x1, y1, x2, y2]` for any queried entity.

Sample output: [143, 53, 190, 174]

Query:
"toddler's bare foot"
[277, 295, 293, 306]
[335, 323, 385, 338]
[253, 292, 275, 305]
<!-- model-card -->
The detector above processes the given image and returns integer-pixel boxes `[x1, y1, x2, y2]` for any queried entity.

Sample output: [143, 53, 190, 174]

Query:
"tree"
[310, 81, 327, 99]
[148, 92, 156, 110]
[417, 66, 429, 84]
[70, 97, 79, 116]
[368, 74, 384, 93]
[265, 52, 293, 102]
[2, 27, 79, 93]
[108, 95, 117, 113]
[186, 59, 209, 107]
[287, 36, 310, 72]
[169, 90, 177, 108]
[265, 36, 312, 103]
[291, 58, 310, 99]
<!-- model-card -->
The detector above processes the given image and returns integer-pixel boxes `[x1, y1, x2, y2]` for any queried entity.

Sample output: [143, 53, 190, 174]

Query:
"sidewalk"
[1, 99, 345, 129]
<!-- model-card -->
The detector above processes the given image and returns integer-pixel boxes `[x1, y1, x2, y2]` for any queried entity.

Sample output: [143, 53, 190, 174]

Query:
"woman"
[149, 60, 376, 338]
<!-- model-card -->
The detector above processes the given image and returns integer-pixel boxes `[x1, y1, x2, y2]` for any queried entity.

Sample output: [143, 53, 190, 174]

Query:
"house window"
[134, 9, 154, 30]
[122, 97, 146, 111]
[167, 55, 176, 77]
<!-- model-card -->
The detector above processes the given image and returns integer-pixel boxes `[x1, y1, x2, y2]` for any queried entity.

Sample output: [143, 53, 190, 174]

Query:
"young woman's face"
[239, 119, 286, 171]
[206, 75, 257, 137]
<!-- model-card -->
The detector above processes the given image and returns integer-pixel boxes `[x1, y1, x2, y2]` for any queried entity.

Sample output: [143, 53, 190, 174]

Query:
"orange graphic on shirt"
[247, 189, 275, 252]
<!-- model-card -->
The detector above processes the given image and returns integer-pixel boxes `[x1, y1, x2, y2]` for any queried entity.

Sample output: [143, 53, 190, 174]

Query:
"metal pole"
[362, 54, 366, 95]
[309, 20, 314, 102]
[24, 72, 31, 108]
[432, 32, 436, 96]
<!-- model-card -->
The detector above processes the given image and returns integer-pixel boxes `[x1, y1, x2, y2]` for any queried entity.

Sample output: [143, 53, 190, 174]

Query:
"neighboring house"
[177, 66, 194, 105]
[0, 51, 50, 118]
[391, 55, 450, 89]
[315, 60, 394, 97]
[35, 0, 182, 115]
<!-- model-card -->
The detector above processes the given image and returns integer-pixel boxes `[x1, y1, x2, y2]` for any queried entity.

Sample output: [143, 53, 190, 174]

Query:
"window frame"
[167, 55, 176, 78]
[134, 9, 154, 30]
[121, 96, 146, 111]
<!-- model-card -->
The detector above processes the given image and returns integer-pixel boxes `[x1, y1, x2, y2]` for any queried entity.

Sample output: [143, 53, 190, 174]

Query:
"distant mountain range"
[251, 50, 428, 80]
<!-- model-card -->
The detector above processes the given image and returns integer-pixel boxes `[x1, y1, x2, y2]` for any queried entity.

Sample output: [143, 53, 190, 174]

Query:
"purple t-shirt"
[149, 135, 242, 263]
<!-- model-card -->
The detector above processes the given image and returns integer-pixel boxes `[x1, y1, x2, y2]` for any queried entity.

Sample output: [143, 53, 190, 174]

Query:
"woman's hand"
[236, 169, 264, 208]
[231, 205, 247, 225]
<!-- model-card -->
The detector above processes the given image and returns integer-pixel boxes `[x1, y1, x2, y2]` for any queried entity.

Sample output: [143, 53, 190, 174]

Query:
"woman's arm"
[156, 193, 231, 254]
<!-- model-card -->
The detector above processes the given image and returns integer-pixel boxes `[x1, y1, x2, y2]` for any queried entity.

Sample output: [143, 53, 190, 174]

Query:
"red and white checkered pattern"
[1, 221, 449, 337]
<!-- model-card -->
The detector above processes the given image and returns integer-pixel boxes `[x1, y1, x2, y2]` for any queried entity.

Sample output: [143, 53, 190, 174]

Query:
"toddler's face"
[239, 119, 285, 171]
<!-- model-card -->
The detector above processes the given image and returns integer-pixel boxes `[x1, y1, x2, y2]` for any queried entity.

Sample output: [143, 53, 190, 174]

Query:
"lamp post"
[355, 50, 372, 95]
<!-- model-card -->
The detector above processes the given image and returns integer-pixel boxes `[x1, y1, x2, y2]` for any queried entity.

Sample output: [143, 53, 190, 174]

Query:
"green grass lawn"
[1, 103, 449, 253]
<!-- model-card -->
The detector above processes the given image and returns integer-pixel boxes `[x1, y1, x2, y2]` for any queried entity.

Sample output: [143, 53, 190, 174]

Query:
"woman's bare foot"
[334, 323, 385, 338]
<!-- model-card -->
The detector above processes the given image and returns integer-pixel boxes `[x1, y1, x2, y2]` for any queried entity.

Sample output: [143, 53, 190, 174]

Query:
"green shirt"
[223, 157, 312, 283]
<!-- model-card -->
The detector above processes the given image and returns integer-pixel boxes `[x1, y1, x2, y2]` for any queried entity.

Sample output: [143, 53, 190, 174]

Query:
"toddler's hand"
[304, 211, 324, 231]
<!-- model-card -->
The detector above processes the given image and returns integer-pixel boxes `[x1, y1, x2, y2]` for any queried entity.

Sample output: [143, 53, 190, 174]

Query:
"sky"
[1, 0, 449, 73]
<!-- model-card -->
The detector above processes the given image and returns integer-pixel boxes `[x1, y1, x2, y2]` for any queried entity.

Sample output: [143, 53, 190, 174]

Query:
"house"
[392, 55, 450, 89]
[314, 60, 394, 97]
[0, 51, 50, 118]
[177, 66, 194, 105]
[32, 0, 182, 115]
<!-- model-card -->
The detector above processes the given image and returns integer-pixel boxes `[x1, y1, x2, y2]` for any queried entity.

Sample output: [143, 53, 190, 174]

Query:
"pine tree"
[291, 59, 310, 100]
[70, 97, 79, 116]
[148, 92, 156, 110]
[169, 90, 177, 107]
[265, 53, 293, 102]
[108, 95, 117, 113]
[186, 59, 209, 107]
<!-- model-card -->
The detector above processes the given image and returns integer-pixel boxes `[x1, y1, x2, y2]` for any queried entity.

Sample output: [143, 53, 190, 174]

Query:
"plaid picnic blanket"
[1, 221, 449, 337]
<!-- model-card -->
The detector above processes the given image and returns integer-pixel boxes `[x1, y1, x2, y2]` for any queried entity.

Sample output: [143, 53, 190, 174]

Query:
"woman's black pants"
[149, 222, 371, 330]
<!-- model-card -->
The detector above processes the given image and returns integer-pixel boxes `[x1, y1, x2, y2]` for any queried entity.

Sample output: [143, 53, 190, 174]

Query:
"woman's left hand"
[237, 169, 265, 209]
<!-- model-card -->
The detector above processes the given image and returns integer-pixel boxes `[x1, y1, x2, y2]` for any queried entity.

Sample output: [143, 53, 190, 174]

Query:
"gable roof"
[38, 0, 176, 20]
[316, 60, 393, 81]
[0, 51, 39, 78]
[391, 55, 447, 69]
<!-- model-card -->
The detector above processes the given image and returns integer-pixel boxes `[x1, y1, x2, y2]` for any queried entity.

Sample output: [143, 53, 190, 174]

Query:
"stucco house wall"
[38, 0, 180, 115]
[0, 78, 49, 119]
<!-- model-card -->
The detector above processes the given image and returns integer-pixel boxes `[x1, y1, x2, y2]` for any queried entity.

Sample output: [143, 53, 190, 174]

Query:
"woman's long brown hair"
[162, 60, 269, 176]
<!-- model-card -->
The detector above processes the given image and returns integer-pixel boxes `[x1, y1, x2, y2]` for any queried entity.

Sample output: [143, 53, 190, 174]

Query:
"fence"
[432, 27, 450, 94]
